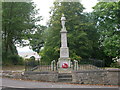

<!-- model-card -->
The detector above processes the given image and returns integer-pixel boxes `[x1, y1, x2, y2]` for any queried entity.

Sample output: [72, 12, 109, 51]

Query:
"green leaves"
[2, 2, 40, 45]
[40, 2, 97, 62]
[103, 35, 120, 57]
[93, 1, 120, 58]
[29, 25, 46, 53]
[2, 2, 42, 64]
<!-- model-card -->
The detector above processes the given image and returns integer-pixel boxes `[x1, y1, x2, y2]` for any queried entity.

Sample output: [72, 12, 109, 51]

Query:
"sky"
[33, 0, 98, 26]
[17, 0, 98, 54]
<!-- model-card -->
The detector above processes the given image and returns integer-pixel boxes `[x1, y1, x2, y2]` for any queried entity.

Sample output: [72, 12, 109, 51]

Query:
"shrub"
[7, 55, 24, 65]
[110, 62, 120, 68]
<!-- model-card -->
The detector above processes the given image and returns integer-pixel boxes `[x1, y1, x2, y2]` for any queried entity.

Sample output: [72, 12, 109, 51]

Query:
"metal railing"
[76, 59, 105, 71]
[25, 59, 105, 72]
[25, 60, 57, 72]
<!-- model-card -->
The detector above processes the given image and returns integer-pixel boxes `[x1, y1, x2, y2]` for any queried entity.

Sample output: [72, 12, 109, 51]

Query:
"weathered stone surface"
[106, 69, 120, 85]
[60, 47, 69, 58]
[2, 69, 120, 85]
[60, 30, 69, 58]
[58, 58, 72, 73]
[72, 69, 120, 85]
[58, 58, 71, 67]
[60, 15, 69, 58]
[24, 74, 58, 82]
[58, 14, 71, 73]
[23, 72, 58, 82]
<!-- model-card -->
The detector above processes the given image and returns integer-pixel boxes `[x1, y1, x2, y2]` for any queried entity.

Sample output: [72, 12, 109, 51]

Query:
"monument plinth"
[58, 14, 71, 73]
[60, 30, 69, 58]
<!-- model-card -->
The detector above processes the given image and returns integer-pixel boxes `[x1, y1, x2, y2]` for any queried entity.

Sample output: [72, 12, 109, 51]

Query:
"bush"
[110, 62, 120, 68]
[7, 55, 24, 65]
[79, 59, 105, 67]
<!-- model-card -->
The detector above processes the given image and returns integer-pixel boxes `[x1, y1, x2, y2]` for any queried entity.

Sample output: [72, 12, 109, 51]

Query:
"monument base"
[58, 68, 72, 73]
[57, 58, 72, 73]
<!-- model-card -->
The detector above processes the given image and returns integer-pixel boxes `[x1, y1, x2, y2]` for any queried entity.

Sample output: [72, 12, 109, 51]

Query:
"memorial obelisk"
[58, 14, 71, 73]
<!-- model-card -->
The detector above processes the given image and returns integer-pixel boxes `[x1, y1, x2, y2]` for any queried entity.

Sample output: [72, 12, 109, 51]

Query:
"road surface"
[1, 78, 119, 89]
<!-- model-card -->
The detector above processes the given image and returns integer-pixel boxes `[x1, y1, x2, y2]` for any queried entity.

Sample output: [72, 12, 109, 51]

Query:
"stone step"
[58, 73, 72, 82]
[58, 78, 72, 82]
[58, 73, 72, 75]
[59, 77, 72, 80]
[58, 74, 72, 78]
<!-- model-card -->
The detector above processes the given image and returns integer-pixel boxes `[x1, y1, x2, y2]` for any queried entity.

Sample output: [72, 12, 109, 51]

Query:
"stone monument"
[58, 14, 71, 73]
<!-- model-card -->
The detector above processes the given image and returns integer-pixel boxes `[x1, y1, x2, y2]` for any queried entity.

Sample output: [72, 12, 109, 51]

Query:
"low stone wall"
[2, 69, 120, 85]
[72, 69, 120, 85]
[106, 69, 120, 85]
[23, 71, 58, 82]
[2, 71, 23, 78]
[2, 71, 58, 82]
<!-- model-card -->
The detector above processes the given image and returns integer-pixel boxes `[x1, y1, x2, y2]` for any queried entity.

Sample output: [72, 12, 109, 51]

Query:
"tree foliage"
[2, 2, 42, 65]
[40, 2, 99, 62]
[29, 25, 47, 53]
[93, 2, 120, 57]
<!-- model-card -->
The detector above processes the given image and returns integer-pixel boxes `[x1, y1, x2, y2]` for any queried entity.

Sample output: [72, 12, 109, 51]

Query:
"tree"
[93, 2, 120, 58]
[92, 2, 120, 66]
[29, 25, 47, 53]
[2, 2, 42, 64]
[40, 2, 97, 62]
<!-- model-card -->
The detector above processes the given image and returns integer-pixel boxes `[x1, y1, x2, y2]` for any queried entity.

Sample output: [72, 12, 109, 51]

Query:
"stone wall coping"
[24, 71, 58, 74]
[106, 69, 120, 72]
[72, 70, 107, 73]
[2, 70, 23, 73]
[72, 69, 120, 73]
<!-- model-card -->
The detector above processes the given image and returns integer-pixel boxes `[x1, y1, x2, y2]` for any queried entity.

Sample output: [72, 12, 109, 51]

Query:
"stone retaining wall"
[23, 71, 58, 82]
[72, 69, 120, 85]
[106, 69, 120, 85]
[2, 71, 58, 82]
[2, 69, 120, 85]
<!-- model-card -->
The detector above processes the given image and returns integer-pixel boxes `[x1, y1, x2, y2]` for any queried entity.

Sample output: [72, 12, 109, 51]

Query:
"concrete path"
[1, 78, 119, 88]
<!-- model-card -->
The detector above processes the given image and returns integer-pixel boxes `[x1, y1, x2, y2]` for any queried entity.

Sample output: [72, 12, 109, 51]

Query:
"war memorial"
[2, 14, 120, 86]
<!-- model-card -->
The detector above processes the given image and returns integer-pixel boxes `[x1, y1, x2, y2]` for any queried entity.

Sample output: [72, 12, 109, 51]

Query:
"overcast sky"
[33, 0, 98, 25]
[17, 0, 98, 54]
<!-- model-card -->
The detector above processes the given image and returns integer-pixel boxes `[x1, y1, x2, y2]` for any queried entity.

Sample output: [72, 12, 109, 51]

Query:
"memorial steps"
[58, 73, 72, 83]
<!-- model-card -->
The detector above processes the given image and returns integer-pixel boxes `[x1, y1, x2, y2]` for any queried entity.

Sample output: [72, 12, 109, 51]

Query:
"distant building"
[117, 58, 120, 65]
[112, 57, 120, 65]
[18, 52, 41, 61]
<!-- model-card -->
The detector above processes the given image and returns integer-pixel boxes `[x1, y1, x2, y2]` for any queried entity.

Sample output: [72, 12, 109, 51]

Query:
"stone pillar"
[73, 60, 79, 71]
[51, 60, 56, 71]
[58, 14, 71, 73]
[60, 30, 69, 58]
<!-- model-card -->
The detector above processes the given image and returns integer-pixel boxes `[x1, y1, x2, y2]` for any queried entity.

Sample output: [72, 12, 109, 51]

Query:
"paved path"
[1, 78, 119, 88]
